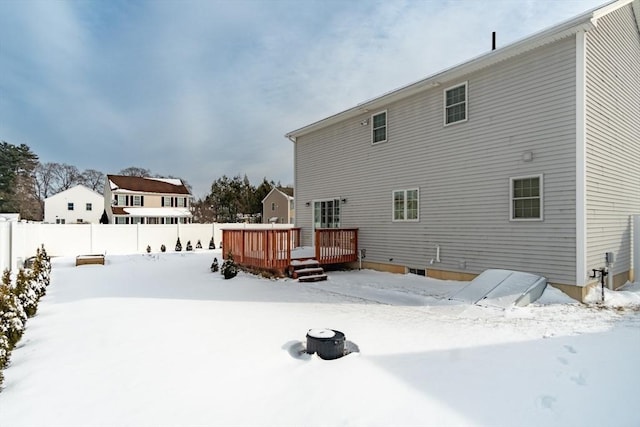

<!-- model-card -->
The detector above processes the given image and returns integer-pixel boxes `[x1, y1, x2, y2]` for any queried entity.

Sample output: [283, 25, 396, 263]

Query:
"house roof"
[262, 186, 294, 203]
[44, 184, 103, 201]
[286, 0, 638, 140]
[107, 175, 191, 195]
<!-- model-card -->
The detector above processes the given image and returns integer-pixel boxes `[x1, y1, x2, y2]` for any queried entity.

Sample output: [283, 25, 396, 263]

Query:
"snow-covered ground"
[1, 251, 639, 427]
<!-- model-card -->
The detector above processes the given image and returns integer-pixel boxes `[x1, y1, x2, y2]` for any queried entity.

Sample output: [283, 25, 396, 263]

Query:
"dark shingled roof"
[107, 175, 191, 195]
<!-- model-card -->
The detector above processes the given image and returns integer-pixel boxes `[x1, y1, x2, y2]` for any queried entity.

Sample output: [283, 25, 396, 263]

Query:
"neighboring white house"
[44, 185, 104, 224]
[262, 187, 294, 224]
[104, 175, 192, 224]
[286, 0, 640, 301]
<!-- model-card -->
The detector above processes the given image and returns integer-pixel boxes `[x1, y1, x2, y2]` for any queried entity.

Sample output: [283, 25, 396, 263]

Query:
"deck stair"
[289, 259, 327, 282]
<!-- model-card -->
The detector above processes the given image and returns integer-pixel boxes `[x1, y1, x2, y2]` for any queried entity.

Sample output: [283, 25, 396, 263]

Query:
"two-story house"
[262, 187, 294, 224]
[44, 184, 103, 224]
[286, 0, 640, 300]
[104, 175, 192, 224]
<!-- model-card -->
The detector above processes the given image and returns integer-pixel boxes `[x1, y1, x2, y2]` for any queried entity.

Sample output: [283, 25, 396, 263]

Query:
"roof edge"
[286, 0, 628, 140]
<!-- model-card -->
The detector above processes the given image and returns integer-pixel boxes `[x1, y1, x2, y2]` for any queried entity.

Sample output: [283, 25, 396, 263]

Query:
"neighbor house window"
[133, 195, 142, 206]
[86, 203, 92, 211]
[117, 195, 127, 206]
[176, 197, 186, 207]
[271, 202, 276, 211]
[56, 218, 65, 224]
[444, 82, 467, 125]
[393, 189, 419, 221]
[115, 217, 128, 224]
[162, 196, 172, 207]
[67, 203, 74, 211]
[313, 199, 340, 229]
[510, 175, 543, 220]
[372, 110, 387, 144]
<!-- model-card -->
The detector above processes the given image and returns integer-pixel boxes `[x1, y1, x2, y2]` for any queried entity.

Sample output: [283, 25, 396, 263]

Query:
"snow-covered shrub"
[210, 257, 219, 273]
[0, 270, 25, 350]
[196, 240, 202, 249]
[161, 244, 166, 252]
[28, 247, 50, 299]
[221, 253, 238, 279]
[15, 269, 38, 318]
[186, 240, 193, 251]
[175, 238, 182, 252]
[146, 245, 151, 253]
[208, 237, 215, 250]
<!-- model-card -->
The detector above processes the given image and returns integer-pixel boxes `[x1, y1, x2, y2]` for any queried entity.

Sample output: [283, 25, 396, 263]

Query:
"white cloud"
[0, 0, 606, 197]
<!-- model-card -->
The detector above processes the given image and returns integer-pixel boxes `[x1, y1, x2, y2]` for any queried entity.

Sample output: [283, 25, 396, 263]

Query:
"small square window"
[86, 203, 92, 211]
[67, 202, 74, 211]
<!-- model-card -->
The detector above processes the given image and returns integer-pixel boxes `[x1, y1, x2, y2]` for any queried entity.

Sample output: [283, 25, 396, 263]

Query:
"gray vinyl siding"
[295, 36, 579, 284]
[585, 4, 640, 279]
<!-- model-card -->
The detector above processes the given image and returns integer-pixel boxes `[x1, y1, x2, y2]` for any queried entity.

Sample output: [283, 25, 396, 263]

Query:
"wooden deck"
[221, 228, 358, 275]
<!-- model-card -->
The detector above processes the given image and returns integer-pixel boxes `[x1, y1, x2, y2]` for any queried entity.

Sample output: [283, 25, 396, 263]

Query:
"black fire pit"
[306, 329, 346, 360]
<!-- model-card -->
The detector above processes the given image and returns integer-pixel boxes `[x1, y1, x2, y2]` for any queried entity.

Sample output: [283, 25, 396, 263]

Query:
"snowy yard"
[1, 251, 639, 427]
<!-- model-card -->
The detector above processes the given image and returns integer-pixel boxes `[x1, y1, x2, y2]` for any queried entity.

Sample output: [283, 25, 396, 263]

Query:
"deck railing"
[314, 228, 359, 265]
[222, 228, 301, 271]
[222, 227, 358, 273]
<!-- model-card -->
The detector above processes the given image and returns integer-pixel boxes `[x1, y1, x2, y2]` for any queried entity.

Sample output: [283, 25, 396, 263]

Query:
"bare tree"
[50, 163, 81, 193]
[119, 166, 151, 177]
[34, 162, 56, 201]
[80, 169, 105, 193]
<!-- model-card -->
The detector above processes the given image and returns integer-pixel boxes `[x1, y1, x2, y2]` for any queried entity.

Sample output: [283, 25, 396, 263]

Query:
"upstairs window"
[176, 197, 186, 208]
[510, 175, 543, 220]
[86, 203, 92, 211]
[117, 195, 127, 206]
[67, 202, 74, 211]
[133, 195, 142, 206]
[393, 189, 419, 221]
[271, 202, 276, 211]
[444, 82, 467, 125]
[372, 111, 387, 144]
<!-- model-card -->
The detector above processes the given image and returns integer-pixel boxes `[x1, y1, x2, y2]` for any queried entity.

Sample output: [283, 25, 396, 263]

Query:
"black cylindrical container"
[306, 329, 346, 360]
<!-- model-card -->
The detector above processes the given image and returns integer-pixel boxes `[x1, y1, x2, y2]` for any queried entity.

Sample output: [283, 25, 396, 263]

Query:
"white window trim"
[392, 188, 420, 222]
[443, 81, 468, 127]
[133, 195, 142, 206]
[371, 110, 388, 145]
[509, 174, 544, 221]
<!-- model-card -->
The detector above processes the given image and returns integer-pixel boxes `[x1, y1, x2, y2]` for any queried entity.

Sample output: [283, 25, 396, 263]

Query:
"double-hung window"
[510, 175, 543, 220]
[133, 195, 142, 206]
[372, 111, 387, 144]
[393, 189, 419, 221]
[117, 195, 127, 206]
[444, 82, 467, 125]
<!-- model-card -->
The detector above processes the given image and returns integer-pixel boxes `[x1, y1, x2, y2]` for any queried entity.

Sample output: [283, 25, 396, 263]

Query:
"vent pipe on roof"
[492, 32, 496, 50]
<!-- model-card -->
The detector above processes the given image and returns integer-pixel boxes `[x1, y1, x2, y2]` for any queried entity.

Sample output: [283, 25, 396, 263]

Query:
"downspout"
[575, 30, 588, 288]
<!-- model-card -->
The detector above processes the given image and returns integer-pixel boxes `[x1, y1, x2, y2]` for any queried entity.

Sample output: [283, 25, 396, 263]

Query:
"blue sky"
[0, 0, 605, 198]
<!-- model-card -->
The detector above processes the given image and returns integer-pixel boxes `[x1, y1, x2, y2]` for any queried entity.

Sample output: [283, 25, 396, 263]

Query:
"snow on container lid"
[307, 328, 336, 339]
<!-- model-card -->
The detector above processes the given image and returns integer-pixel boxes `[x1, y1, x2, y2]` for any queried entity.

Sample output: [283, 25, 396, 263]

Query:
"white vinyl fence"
[0, 221, 295, 273]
